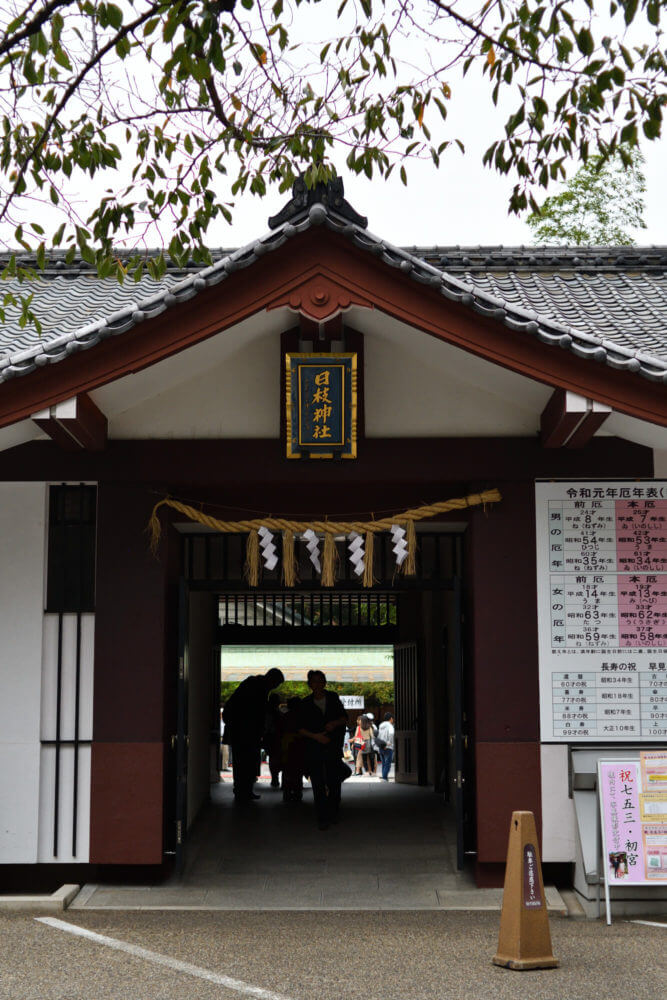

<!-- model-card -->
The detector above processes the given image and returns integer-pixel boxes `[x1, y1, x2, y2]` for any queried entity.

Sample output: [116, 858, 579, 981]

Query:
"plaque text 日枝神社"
[285, 352, 357, 459]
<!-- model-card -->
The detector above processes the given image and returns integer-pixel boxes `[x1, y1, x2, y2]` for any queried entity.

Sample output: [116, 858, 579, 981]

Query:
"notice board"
[598, 753, 667, 922]
[536, 481, 667, 742]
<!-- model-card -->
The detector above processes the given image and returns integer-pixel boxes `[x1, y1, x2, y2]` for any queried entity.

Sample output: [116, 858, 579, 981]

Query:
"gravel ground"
[1, 910, 664, 1000]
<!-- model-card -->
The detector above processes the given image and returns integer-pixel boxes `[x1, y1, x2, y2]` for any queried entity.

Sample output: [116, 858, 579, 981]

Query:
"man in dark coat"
[222, 668, 284, 802]
[298, 670, 348, 829]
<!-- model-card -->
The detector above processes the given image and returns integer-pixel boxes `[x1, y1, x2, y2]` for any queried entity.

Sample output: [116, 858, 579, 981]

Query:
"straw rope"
[148, 488, 502, 554]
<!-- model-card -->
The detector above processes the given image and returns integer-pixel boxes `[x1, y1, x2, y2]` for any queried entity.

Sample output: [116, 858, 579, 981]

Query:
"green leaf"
[623, 0, 639, 25]
[105, 4, 123, 30]
[643, 118, 661, 139]
[576, 29, 594, 56]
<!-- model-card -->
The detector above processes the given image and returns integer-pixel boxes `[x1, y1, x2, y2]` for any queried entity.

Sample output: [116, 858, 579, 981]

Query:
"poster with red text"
[599, 761, 645, 884]
[600, 755, 667, 886]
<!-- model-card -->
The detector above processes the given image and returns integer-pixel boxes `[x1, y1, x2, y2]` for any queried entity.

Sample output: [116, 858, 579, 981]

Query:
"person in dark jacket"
[298, 670, 348, 829]
[222, 668, 284, 802]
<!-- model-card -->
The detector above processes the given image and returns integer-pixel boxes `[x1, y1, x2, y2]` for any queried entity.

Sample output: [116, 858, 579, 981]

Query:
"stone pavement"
[1, 909, 665, 1000]
[72, 776, 565, 912]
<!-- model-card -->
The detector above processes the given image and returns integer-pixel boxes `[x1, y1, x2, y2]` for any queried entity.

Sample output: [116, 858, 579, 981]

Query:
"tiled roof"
[0, 205, 666, 384]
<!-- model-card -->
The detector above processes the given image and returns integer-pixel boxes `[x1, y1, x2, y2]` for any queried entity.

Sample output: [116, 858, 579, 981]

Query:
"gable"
[0, 212, 665, 436]
[80, 307, 553, 441]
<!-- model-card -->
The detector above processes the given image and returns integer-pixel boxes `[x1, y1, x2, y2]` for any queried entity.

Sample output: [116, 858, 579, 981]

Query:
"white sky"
[204, 4, 667, 249]
[166, 61, 667, 249]
[220, 110, 667, 250]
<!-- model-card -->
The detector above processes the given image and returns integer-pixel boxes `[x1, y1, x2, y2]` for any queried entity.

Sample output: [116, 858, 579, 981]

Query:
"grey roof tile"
[0, 210, 665, 386]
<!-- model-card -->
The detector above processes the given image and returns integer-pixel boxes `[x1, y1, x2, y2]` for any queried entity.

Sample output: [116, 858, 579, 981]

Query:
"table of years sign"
[536, 481, 667, 742]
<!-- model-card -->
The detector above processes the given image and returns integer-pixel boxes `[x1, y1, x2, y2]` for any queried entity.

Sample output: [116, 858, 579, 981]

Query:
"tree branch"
[424, 0, 573, 76]
[0, 3, 163, 225]
[182, 13, 282, 151]
[0, 0, 77, 58]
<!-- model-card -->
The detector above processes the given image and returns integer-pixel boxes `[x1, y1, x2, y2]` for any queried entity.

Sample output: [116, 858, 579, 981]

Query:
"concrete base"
[69, 780, 570, 912]
[575, 886, 667, 920]
[0, 884, 79, 912]
[69, 880, 568, 912]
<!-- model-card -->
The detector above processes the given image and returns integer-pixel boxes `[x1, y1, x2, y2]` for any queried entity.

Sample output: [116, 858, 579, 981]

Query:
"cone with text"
[492, 810, 559, 971]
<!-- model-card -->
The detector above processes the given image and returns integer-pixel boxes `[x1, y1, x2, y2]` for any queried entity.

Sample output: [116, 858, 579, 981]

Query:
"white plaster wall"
[95, 317, 283, 439]
[540, 743, 576, 862]
[38, 613, 94, 862]
[0, 419, 46, 454]
[0, 483, 46, 862]
[361, 313, 551, 437]
[38, 745, 91, 864]
[91, 306, 556, 441]
[602, 412, 667, 450]
[654, 449, 667, 478]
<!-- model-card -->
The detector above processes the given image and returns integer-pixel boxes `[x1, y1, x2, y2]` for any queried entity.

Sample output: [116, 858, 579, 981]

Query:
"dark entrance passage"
[170, 529, 474, 884]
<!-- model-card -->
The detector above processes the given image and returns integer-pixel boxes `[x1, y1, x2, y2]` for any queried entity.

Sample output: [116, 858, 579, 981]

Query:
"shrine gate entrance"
[170, 528, 475, 875]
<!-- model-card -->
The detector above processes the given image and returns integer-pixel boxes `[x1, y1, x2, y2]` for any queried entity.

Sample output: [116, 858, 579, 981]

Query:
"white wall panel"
[0, 483, 46, 863]
[38, 613, 94, 862]
[0, 744, 41, 862]
[38, 745, 91, 863]
[40, 614, 94, 741]
[104, 324, 281, 439]
[541, 743, 576, 862]
[0, 419, 46, 454]
[363, 314, 550, 437]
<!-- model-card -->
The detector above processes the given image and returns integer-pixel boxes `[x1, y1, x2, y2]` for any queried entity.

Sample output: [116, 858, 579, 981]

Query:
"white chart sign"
[536, 481, 667, 742]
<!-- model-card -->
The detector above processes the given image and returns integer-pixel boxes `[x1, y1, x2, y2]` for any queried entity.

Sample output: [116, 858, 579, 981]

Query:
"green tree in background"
[527, 148, 647, 245]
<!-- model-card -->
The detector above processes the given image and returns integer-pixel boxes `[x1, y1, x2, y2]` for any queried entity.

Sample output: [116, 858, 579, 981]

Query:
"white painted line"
[630, 919, 667, 928]
[35, 917, 294, 1000]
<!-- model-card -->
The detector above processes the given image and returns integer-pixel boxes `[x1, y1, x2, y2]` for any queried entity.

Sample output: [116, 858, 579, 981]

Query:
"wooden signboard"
[285, 352, 357, 459]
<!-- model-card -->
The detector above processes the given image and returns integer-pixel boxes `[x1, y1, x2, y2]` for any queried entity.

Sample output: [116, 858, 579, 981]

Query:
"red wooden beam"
[540, 389, 585, 448]
[32, 392, 107, 451]
[541, 389, 610, 448]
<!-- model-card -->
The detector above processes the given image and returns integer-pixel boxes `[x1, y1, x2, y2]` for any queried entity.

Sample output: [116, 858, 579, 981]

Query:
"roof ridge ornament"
[268, 174, 368, 230]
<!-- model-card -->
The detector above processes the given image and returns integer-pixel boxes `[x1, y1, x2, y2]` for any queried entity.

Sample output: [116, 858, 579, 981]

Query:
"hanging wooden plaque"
[285, 352, 357, 459]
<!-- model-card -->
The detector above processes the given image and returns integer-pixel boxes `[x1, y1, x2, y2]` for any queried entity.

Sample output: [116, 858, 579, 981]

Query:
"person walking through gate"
[222, 668, 285, 802]
[298, 670, 348, 830]
[358, 714, 376, 775]
[352, 715, 365, 775]
[377, 712, 395, 781]
[264, 692, 283, 789]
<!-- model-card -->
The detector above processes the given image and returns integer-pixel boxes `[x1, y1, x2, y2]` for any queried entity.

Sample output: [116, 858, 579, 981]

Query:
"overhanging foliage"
[0, 0, 664, 283]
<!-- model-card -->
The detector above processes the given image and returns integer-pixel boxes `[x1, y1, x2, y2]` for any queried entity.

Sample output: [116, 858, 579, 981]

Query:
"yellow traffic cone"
[492, 810, 559, 970]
